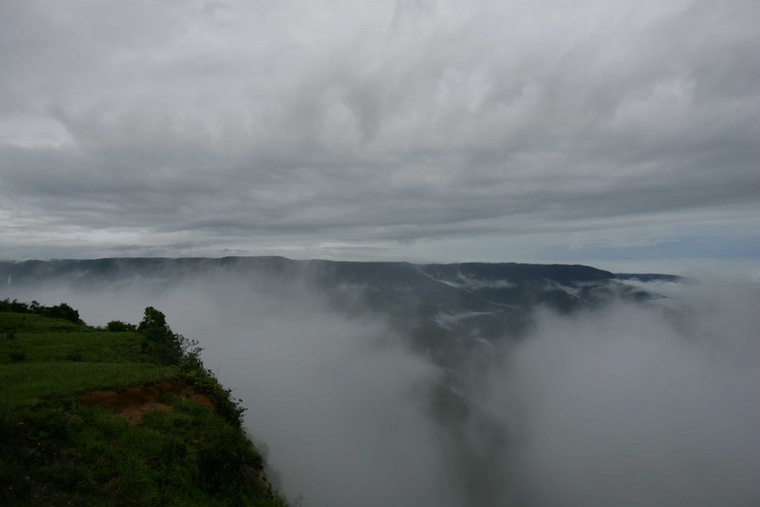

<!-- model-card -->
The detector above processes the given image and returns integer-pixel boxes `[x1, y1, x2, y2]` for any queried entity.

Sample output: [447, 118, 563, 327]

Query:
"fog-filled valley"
[2, 258, 759, 506]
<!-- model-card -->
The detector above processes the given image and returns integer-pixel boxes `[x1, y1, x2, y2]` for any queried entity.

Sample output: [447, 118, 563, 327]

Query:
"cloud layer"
[486, 284, 760, 506]
[1, 1, 759, 263]
[4, 271, 759, 506]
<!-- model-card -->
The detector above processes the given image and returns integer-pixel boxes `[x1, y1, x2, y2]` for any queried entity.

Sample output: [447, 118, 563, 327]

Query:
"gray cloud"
[0, 0, 758, 263]
[480, 278, 760, 506]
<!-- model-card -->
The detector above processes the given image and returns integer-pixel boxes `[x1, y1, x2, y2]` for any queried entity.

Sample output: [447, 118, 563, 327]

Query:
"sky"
[1, 0, 759, 274]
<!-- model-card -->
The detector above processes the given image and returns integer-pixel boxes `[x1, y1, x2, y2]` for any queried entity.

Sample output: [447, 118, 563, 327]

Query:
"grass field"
[0, 314, 178, 408]
[0, 310, 287, 506]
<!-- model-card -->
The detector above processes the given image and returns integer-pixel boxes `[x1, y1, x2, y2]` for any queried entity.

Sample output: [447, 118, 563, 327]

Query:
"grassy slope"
[0, 311, 287, 506]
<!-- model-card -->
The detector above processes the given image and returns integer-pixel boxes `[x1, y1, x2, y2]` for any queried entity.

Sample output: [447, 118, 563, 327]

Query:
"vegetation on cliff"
[0, 299, 287, 506]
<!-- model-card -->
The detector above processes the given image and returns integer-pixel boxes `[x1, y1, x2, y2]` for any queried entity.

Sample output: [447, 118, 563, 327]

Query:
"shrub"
[182, 366, 247, 427]
[40, 303, 84, 325]
[137, 307, 202, 368]
[106, 320, 136, 332]
[137, 307, 184, 365]
[135, 306, 245, 425]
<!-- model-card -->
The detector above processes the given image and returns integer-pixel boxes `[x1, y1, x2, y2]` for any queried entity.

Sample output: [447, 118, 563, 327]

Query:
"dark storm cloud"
[1, 0, 758, 260]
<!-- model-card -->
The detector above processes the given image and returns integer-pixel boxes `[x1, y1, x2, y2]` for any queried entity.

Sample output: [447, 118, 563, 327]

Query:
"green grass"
[0, 309, 288, 506]
[0, 312, 149, 366]
[0, 312, 177, 409]
[0, 312, 85, 334]
[0, 362, 179, 408]
[1, 402, 284, 506]
[0, 330, 149, 364]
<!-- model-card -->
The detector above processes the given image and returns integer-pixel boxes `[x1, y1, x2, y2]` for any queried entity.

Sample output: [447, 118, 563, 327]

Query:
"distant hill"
[0, 257, 674, 368]
[615, 273, 684, 282]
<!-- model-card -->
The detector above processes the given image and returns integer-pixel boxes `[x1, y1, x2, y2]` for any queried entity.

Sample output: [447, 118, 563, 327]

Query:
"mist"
[3, 270, 759, 506]
[481, 280, 760, 506]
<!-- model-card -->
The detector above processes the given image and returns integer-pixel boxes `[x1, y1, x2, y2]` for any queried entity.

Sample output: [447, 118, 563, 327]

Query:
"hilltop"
[0, 299, 287, 506]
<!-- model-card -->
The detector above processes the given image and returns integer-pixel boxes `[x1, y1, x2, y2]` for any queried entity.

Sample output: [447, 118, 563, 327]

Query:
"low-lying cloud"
[3, 271, 759, 506]
[484, 284, 760, 506]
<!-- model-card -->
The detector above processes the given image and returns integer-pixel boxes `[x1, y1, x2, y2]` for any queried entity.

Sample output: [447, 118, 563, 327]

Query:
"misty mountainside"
[1, 257, 665, 369]
[3, 258, 759, 507]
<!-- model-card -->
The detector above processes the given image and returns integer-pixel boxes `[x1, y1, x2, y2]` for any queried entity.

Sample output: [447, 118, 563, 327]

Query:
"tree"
[43, 303, 83, 324]
[137, 306, 168, 332]
[138, 307, 182, 365]
[106, 320, 136, 332]
[137, 306, 200, 366]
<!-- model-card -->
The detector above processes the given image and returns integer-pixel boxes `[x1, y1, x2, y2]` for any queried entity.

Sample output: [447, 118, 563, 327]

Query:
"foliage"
[0, 301, 287, 506]
[138, 306, 201, 367]
[40, 302, 83, 325]
[0, 298, 84, 325]
[1, 402, 286, 506]
[106, 320, 136, 332]
[134, 307, 248, 426]
[182, 364, 248, 428]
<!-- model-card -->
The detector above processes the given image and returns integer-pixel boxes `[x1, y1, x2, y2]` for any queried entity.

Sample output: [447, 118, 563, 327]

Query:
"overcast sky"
[1, 0, 758, 273]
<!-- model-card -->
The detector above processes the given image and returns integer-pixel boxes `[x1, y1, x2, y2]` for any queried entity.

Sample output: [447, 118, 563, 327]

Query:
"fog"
[482, 284, 760, 506]
[4, 271, 760, 506]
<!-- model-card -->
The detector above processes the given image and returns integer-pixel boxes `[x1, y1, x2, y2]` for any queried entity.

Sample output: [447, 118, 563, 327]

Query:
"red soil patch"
[79, 379, 216, 424]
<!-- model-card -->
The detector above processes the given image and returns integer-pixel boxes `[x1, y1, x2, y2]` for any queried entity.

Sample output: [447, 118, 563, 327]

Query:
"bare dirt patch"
[79, 379, 215, 423]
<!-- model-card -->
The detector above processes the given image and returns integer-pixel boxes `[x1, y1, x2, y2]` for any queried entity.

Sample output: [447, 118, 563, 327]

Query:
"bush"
[182, 366, 247, 427]
[134, 307, 246, 427]
[137, 307, 202, 367]
[106, 320, 136, 332]
[40, 303, 83, 325]
[137, 307, 184, 365]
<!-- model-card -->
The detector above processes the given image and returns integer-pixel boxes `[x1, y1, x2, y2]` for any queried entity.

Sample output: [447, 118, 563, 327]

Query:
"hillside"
[0, 257, 664, 369]
[0, 300, 287, 506]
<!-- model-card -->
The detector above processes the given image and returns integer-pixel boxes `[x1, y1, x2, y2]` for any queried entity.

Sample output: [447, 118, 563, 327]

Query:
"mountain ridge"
[0, 257, 671, 367]
[1, 255, 672, 284]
